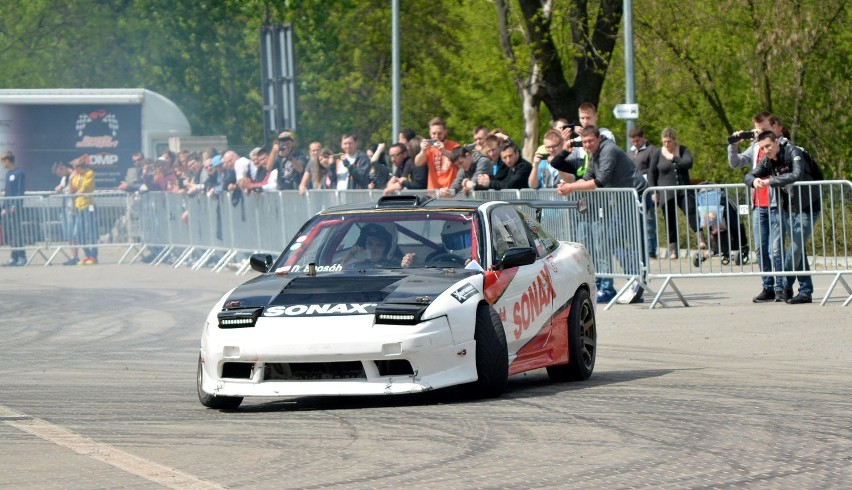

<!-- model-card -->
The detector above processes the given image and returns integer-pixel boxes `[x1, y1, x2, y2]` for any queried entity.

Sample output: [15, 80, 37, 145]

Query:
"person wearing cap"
[1, 151, 27, 266]
[207, 153, 237, 198]
[68, 155, 98, 265]
[203, 154, 222, 193]
[266, 131, 308, 191]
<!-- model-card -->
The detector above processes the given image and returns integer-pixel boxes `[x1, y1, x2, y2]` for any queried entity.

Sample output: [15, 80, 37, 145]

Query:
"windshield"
[274, 211, 482, 272]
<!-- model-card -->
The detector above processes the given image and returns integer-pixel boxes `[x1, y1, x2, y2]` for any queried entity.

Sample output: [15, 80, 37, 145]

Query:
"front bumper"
[199, 314, 477, 397]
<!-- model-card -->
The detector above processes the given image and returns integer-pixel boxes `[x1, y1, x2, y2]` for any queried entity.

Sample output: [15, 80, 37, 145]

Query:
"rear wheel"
[197, 354, 243, 409]
[547, 288, 597, 381]
[469, 304, 508, 398]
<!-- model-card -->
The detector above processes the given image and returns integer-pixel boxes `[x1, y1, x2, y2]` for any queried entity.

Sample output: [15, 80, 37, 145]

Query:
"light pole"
[623, 0, 636, 149]
[392, 0, 400, 143]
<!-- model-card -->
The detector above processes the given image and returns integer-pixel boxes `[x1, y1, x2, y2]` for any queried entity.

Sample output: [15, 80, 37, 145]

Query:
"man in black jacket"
[629, 127, 659, 258]
[384, 143, 427, 195]
[474, 143, 531, 190]
[744, 131, 821, 304]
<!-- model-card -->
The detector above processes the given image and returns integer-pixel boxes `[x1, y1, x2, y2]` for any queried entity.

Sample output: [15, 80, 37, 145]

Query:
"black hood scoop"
[271, 275, 405, 305]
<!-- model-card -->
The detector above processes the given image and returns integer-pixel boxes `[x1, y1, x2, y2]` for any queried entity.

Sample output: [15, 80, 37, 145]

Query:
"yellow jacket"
[71, 168, 96, 211]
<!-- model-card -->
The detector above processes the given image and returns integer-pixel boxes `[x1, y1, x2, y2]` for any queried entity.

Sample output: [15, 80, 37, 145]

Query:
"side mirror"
[495, 247, 537, 270]
[249, 253, 273, 273]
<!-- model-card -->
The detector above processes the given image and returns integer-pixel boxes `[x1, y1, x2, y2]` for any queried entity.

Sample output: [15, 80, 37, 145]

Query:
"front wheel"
[197, 354, 243, 409]
[468, 304, 508, 398]
[547, 288, 597, 381]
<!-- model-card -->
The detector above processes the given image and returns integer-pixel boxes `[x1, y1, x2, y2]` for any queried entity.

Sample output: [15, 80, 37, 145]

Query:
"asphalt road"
[1, 265, 849, 489]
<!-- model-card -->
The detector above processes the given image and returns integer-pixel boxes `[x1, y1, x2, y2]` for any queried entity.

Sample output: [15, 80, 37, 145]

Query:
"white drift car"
[198, 195, 597, 408]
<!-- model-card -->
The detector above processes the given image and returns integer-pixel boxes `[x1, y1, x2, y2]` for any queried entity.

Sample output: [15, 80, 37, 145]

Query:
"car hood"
[222, 269, 479, 311]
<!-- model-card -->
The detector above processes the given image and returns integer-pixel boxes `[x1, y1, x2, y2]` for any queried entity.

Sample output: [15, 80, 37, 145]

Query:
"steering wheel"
[425, 252, 466, 267]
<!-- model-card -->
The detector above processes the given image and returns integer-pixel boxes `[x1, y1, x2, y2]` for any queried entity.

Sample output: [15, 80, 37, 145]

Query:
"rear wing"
[508, 199, 588, 221]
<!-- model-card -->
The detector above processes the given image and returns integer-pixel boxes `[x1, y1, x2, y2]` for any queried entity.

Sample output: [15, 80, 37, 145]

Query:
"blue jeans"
[576, 221, 615, 296]
[779, 209, 819, 295]
[576, 210, 638, 298]
[752, 206, 782, 291]
[73, 208, 98, 259]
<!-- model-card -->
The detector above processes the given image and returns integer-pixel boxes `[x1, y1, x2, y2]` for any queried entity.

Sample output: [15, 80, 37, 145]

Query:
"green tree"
[623, 0, 850, 181]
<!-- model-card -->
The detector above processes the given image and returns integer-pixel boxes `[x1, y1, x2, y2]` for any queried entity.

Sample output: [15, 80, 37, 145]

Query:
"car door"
[484, 205, 554, 360]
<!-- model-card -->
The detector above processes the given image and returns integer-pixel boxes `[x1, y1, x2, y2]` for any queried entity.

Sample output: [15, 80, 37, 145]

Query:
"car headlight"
[217, 307, 263, 329]
[374, 305, 427, 325]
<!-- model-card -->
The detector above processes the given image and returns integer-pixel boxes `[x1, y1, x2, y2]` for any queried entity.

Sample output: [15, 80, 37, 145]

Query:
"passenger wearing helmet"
[440, 220, 473, 257]
[403, 219, 473, 268]
[343, 223, 412, 269]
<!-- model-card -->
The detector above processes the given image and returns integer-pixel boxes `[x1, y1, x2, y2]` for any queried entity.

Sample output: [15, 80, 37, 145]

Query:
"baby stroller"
[693, 187, 750, 266]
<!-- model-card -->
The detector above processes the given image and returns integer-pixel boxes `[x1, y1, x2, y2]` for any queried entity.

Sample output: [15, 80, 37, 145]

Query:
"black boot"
[753, 289, 775, 303]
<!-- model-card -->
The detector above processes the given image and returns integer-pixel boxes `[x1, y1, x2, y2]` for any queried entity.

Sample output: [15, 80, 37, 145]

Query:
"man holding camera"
[266, 130, 307, 191]
[728, 112, 786, 302]
[414, 117, 460, 190]
[529, 129, 566, 189]
[744, 130, 821, 305]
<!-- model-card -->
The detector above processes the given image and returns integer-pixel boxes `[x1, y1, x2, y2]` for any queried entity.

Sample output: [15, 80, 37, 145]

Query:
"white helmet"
[441, 220, 472, 254]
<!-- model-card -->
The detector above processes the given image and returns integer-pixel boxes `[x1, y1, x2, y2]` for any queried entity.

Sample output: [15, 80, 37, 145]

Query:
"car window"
[275, 211, 478, 272]
[489, 206, 531, 260]
[523, 213, 559, 256]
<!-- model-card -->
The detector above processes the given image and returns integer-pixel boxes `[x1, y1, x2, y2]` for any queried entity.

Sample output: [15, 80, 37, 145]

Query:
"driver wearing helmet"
[343, 223, 414, 269]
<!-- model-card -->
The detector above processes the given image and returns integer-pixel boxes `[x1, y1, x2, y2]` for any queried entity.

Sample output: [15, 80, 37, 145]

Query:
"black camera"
[727, 131, 755, 144]
[571, 140, 583, 148]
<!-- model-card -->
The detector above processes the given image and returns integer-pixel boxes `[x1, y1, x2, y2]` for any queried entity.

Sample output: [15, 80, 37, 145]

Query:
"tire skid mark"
[0, 404, 226, 490]
[295, 414, 493, 489]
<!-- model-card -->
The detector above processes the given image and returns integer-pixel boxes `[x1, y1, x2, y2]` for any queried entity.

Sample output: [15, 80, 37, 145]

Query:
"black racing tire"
[547, 288, 597, 382]
[197, 354, 243, 409]
[469, 304, 509, 398]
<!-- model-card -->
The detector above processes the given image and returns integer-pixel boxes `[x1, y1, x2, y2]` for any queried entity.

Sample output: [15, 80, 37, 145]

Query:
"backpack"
[782, 141, 824, 181]
[796, 145, 824, 181]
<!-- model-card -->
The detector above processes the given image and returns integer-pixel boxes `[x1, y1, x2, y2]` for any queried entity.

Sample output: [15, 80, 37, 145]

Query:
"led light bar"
[374, 305, 426, 326]
[217, 307, 263, 329]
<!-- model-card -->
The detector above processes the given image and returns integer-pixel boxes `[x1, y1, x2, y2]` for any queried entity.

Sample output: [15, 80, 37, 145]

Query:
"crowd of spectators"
[5, 101, 817, 306]
[113, 116, 550, 203]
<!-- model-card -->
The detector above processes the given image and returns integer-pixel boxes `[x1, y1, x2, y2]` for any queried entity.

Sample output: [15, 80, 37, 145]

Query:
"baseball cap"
[277, 131, 295, 141]
[249, 147, 262, 159]
[211, 155, 223, 167]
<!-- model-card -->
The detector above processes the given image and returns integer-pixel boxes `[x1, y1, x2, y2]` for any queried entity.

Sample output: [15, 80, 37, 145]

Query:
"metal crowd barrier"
[9, 182, 848, 307]
[642, 181, 852, 307]
[0, 192, 137, 266]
